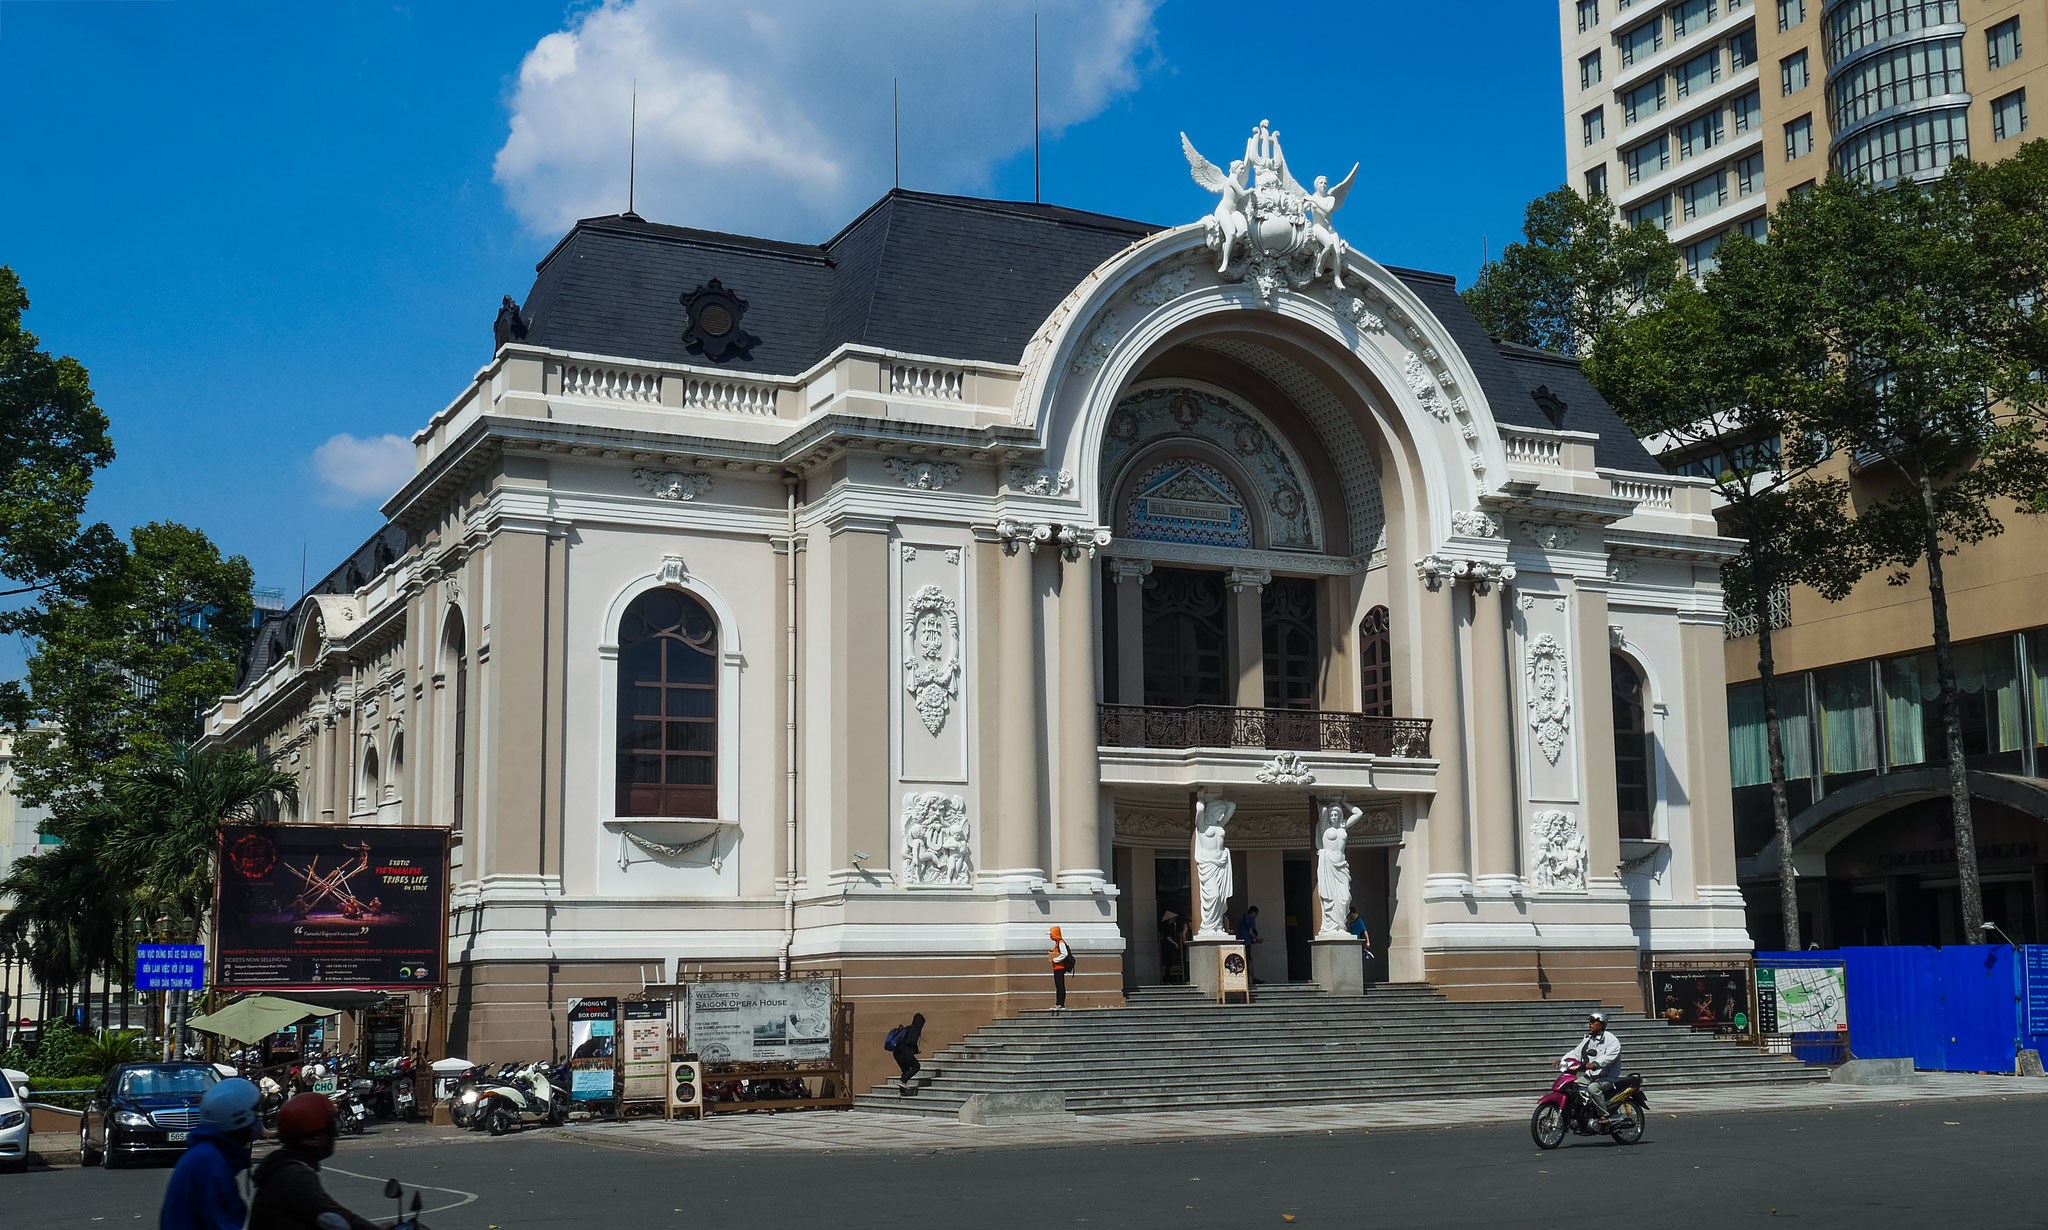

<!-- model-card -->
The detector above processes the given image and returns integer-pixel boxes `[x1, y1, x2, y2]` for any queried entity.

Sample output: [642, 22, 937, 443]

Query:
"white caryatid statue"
[1315, 797, 1364, 937]
[1193, 790, 1237, 938]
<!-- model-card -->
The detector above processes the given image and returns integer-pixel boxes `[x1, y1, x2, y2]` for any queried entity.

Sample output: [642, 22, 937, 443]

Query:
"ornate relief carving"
[1225, 567, 1272, 593]
[1255, 750, 1316, 785]
[1530, 810, 1589, 892]
[1416, 554, 1516, 590]
[900, 544, 917, 562]
[883, 457, 962, 491]
[658, 555, 687, 585]
[1181, 121, 1357, 298]
[900, 792, 972, 886]
[1521, 521, 1580, 551]
[1336, 294, 1384, 332]
[1450, 510, 1500, 538]
[1006, 466, 1075, 497]
[902, 585, 962, 736]
[997, 519, 1054, 555]
[945, 548, 961, 565]
[1405, 352, 1451, 422]
[1056, 524, 1113, 562]
[1526, 633, 1572, 765]
[1102, 386, 1321, 551]
[1072, 309, 1128, 374]
[1607, 556, 1640, 583]
[1108, 557, 1154, 582]
[634, 469, 715, 501]
[1116, 811, 1193, 841]
[1131, 266, 1197, 307]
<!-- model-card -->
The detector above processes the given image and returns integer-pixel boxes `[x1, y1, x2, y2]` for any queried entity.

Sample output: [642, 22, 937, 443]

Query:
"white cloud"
[493, 0, 1159, 238]
[311, 434, 415, 506]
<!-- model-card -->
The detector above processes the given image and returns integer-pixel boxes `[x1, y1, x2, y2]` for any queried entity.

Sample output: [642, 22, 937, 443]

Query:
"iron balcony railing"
[1096, 704, 1431, 758]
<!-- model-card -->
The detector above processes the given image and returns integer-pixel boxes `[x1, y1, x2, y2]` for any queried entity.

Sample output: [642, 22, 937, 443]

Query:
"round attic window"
[696, 303, 734, 336]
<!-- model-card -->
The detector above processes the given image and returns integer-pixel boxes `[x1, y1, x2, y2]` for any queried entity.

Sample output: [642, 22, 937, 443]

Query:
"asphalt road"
[9, 1097, 2046, 1229]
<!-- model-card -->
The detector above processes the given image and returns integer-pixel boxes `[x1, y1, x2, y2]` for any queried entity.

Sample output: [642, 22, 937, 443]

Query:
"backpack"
[883, 1024, 908, 1053]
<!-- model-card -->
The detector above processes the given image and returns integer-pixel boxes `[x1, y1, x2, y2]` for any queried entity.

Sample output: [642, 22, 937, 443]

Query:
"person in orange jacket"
[1048, 926, 1076, 1011]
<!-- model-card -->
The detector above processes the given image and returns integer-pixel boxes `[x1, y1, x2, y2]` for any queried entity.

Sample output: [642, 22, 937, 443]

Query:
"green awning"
[186, 995, 339, 1044]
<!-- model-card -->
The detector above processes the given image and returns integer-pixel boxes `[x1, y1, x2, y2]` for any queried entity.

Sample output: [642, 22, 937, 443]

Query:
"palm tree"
[0, 799, 130, 1029]
[111, 744, 298, 944]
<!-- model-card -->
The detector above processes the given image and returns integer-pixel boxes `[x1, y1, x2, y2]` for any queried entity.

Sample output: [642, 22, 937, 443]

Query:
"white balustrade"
[1501, 429, 1565, 467]
[890, 362, 966, 400]
[680, 377, 779, 415]
[561, 363, 662, 403]
[1609, 475, 1674, 509]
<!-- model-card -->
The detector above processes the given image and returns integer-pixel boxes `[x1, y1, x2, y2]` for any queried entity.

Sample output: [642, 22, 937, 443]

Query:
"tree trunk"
[1917, 472, 1984, 941]
[1757, 583, 1801, 951]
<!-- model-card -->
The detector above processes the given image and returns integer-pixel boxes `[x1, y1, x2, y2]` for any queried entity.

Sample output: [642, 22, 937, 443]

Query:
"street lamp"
[1980, 921, 2020, 948]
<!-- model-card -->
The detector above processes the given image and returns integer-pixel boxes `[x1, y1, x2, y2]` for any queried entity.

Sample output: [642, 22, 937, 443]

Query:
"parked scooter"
[1530, 1058, 1646, 1148]
[475, 1060, 567, 1135]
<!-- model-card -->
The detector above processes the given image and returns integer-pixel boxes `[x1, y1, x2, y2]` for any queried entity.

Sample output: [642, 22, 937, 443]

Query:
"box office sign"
[620, 1000, 671, 1102]
[684, 978, 834, 1067]
[214, 824, 447, 990]
[568, 997, 619, 1102]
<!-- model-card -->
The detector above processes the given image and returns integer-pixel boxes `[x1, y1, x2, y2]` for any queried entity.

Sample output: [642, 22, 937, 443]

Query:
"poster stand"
[681, 971, 855, 1115]
[1643, 956, 1759, 1038]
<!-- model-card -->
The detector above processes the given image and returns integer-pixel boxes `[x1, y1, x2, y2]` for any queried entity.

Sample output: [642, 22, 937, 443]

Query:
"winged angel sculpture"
[1182, 121, 1358, 296]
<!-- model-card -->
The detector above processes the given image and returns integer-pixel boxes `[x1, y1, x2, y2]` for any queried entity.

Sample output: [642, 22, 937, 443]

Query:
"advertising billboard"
[214, 824, 448, 990]
[1652, 967, 1753, 1036]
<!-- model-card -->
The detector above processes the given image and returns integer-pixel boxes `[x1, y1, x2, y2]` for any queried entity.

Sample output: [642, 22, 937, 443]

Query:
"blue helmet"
[200, 1078, 262, 1132]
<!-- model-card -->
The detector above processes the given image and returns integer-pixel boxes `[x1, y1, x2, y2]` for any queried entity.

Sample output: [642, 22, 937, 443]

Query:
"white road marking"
[325, 1164, 481, 1215]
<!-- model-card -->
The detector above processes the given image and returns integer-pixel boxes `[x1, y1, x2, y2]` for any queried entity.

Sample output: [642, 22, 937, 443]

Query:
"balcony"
[1098, 704, 1430, 756]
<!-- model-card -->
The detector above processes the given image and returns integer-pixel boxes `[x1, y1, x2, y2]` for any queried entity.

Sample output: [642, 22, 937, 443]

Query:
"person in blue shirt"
[161, 1078, 261, 1230]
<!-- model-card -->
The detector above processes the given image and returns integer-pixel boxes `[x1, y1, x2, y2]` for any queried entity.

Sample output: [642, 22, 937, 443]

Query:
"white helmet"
[200, 1078, 263, 1132]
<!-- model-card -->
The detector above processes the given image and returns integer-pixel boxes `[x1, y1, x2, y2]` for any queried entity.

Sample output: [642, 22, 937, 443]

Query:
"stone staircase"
[857, 982, 1820, 1117]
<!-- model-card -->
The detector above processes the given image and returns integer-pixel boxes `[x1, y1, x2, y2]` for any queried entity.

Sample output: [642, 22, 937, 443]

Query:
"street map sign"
[1755, 965, 1848, 1033]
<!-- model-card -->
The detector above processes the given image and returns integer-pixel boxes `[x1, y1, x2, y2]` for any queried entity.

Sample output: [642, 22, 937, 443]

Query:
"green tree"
[111, 743, 297, 945]
[0, 266, 120, 611]
[1588, 265, 1862, 950]
[0, 798, 131, 1029]
[3, 521, 256, 808]
[1462, 187, 1680, 356]
[1754, 161, 2048, 943]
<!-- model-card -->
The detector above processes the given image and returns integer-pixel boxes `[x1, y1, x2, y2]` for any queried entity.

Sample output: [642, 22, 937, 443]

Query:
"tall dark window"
[1612, 653, 1653, 839]
[1142, 568, 1228, 707]
[1359, 606, 1393, 718]
[446, 614, 467, 838]
[617, 588, 719, 817]
[1262, 577, 1318, 710]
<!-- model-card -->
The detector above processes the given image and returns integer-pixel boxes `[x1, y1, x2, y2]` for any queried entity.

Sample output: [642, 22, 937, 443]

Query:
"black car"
[79, 1062, 220, 1168]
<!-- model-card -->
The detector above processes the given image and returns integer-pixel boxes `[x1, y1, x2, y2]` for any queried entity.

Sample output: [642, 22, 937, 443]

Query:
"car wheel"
[101, 1130, 123, 1169]
[79, 1123, 102, 1168]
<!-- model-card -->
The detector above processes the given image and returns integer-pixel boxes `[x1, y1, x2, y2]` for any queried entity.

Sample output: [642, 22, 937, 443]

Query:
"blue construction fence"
[1756, 946, 2048, 1073]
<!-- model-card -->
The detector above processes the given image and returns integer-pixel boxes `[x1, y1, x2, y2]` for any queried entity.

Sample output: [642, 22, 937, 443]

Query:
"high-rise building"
[1563, 1, 2048, 274]
[1559, 1, 2048, 949]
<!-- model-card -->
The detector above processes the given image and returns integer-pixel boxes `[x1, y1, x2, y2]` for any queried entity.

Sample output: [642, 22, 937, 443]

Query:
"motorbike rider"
[1560, 1010, 1622, 1127]
[248, 1093, 381, 1230]
[160, 1078, 262, 1230]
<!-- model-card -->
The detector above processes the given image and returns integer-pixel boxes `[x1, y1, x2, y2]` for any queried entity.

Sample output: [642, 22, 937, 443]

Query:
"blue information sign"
[136, 944, 206, 991]
[2024, 947, 2048, 1036]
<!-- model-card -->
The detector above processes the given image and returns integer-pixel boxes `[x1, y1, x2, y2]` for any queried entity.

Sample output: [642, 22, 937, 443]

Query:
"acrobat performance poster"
[214, 824, 448, 990]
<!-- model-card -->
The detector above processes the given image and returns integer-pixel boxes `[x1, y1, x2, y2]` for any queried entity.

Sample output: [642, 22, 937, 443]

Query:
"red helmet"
[276, 1092, 337, 1141]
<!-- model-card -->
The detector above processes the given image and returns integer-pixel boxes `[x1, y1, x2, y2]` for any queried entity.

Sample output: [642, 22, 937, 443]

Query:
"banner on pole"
[136, 945, 206, 991]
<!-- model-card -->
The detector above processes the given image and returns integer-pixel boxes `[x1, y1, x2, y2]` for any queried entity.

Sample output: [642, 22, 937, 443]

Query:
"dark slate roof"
[519, 192, 1156, 374]
[1488, 340, 1660, 472]
[234, 524, 409, 691]
[515, 191, 1658, 474]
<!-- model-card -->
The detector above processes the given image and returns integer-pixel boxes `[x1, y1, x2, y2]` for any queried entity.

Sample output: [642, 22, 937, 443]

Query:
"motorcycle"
[256, 1074, 286, 1131]
[1531, 1058, 1647, 1149]
[475, 1060, 567, 1136]
[369, 1056, 420, 1121]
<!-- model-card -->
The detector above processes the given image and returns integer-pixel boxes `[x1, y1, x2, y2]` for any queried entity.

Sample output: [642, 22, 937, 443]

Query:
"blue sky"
[0, 0, 1566, 677]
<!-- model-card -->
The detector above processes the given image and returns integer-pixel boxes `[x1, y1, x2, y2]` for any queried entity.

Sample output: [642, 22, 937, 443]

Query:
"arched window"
[616, 588, 719, 817]
[1261, 577, 1318, 710]
[444, 612, 468, 839]
[1612, 653, 1653, 839]
[386, 730, 404, 800]
[1359, 606, 1393, 718]
[360, 744, 380, 812]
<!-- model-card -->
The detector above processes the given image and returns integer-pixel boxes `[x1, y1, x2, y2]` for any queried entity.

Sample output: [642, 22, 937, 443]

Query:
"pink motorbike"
[1531, 1058, 1646, 1148]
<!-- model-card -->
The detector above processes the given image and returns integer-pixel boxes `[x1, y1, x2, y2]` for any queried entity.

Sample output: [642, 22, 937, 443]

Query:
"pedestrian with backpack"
[1049, 926, 1076, 1010]
[885, 1013, 925, 1092]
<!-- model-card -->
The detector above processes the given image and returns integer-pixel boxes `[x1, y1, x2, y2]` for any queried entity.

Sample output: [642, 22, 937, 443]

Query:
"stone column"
[1469, 579, 1518, 892]
[1419, 574, 1470, 890]
[829, 521, 891, 878]
[1574, 581, 1622, 886]
[1056, 529, 1107, 887]
[994, 521, 1047, 883]
[1679, 614, 1739, 892]
[1226, 568, 1271, 709]
[1109, 558, 1150, 705]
